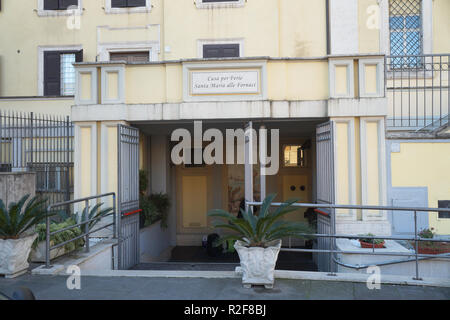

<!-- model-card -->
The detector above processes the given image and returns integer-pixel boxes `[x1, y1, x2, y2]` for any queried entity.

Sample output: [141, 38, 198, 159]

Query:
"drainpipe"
[326, 0, 331, 55]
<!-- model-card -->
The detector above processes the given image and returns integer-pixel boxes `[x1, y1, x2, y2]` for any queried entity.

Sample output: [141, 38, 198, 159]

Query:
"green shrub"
[149, 193, 170, 228]
[0, 195, 51, 239]
[56, 203, 113, 234]
[418, 228, 435, 239]
[358, 233, 385, 245]
[208, 194, 313, 248]
[140, 195, 160, 227]
[34, 218, 85, 251]
[139, 170, 148, 195]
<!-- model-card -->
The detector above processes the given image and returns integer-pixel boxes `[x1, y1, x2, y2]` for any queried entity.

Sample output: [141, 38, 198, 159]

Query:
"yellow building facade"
[0, 0, 449, 250]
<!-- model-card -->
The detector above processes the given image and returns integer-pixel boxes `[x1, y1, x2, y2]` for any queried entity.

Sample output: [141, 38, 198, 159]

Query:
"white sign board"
[190, 70, 260, 95]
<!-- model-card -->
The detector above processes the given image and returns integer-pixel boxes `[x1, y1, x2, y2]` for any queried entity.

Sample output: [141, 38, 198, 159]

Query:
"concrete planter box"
[235, 240, 281, 288]
[139, 220, 171, 262]
[30, 241, 75, 263]
[336, 238, 450, 279]
[0, 234, 38, 278]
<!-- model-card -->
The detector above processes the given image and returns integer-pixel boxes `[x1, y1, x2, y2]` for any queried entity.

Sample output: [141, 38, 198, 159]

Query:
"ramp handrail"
[246, 201, 450, 280]
[44, 192, 116, 269]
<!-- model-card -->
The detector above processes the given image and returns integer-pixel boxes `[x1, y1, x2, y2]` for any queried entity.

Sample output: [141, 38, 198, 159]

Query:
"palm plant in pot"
[208, 194, 312, 288]
[0, 195, 50, 277]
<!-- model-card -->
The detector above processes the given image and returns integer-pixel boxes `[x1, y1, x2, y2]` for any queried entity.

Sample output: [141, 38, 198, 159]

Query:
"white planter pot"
[234, 239, 281, 288]
[0, 233, 38, 278]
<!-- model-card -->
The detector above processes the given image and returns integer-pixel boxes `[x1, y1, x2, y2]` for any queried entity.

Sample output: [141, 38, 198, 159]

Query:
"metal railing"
[45, 193, 117, 268]
[247, 201, 450, 281]
[385, 54, 449, 130]
[0, 110, 74, 210]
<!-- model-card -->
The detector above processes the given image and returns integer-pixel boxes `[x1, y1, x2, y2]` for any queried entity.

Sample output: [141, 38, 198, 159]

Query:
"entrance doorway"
[131, 119, 330, 271]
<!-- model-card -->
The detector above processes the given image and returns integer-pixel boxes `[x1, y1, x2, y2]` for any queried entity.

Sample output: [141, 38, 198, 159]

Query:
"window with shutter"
[203, 44, 240, 58]
[438, 201, 450, 219]
[202, 0, 239, 2]
[111, 0, 146, 8]
[44, 52, 61, 96]
[43, 50, 82, 96]
[44, 0, 78, 10]
[110, 51, 150, 63]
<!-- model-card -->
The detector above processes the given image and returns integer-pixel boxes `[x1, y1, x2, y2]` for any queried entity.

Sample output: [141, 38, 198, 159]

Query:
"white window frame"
[98, 43, 159, 62]
[37, 45, 83, 96]
[379, 0, 432, 57]
[197, 39, 244, 58]
[104, 0, 152, 14]
[37, 0, 83, 17]
[195, 0, 245, 9]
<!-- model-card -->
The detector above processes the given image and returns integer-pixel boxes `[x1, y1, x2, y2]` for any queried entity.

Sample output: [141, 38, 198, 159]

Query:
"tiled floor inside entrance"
[131, 246, 317, 271]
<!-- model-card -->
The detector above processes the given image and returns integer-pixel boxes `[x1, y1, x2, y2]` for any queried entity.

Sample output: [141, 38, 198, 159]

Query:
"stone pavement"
[1, 274, 449, 300]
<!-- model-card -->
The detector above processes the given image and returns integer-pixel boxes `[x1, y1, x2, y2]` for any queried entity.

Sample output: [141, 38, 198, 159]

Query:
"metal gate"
[315, 121, 336, 272]
[117, 124, 140, 270]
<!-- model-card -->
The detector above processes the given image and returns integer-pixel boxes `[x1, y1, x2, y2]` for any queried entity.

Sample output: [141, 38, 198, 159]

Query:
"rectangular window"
[60, 53, 76, 96]
[438, 200, 450, 219]
[389, 0, 422, 68]
[283, 144, 310, 168]
[110, 51, 150, 63]
[111, 0, 146, 8]
[44, 50, 82, 96]
[203, 44, 240, 58]
[44, 0, 78, 10]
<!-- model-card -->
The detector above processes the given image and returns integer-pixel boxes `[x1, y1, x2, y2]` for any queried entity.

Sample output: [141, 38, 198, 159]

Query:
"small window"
[44, 0, 79, 10]
[202, 0, 240, 2]
[44, 50, 82, 96]
[203, 44, 240, 58]
[283, 144, 309, 168]
[438, 201, 450, 219]
[111, 0, 146, 8]
[110, 51, 150, 63]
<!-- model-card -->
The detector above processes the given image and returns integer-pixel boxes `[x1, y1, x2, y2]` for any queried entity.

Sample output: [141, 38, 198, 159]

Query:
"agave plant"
[208, 194, 313, 248]
[77, 203, 113, 234]
[0, 195, 50, 239]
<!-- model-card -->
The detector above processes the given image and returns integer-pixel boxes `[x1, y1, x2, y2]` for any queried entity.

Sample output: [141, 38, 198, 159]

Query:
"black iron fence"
[0, 110, 74, 210]
[385, 54, 449, 130]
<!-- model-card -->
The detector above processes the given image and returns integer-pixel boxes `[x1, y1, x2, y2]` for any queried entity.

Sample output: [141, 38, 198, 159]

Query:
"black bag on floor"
[206, 233, 223, 257]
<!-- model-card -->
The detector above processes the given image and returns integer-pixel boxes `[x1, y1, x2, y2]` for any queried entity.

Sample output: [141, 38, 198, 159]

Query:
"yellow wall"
[0, 0, 328, 99]
[125, 59, 329, 104]
[433, 0, 450, 53]
[0, 0, 163, 97]
[365, 122, 380, 206]
[358, 0, 380, 54]
[391, 142, 450, 235]
[80, 126, 92, 198]
[0, 98, 73, 115]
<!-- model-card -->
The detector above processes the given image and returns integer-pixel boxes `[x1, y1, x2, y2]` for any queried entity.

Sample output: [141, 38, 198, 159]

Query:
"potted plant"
[415, 228, 450, 255]
[208, 194, 312, 289]
[30, 218, 85, 262]
[0, 195, 50, 277]
[358, 233, 385, 248]
[149, 193, 170, 229]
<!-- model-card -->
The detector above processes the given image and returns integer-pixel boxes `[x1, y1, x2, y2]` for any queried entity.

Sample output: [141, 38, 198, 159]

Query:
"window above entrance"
[283, 144, 310, 168]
